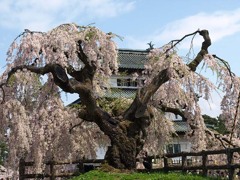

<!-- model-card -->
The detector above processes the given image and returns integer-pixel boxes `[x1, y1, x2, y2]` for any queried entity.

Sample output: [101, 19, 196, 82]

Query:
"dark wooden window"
[166, 144, 181, 154]
[117, 78, 138, 87]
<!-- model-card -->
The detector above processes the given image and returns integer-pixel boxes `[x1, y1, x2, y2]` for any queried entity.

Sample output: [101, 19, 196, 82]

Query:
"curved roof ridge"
[118, 48, 149, 53]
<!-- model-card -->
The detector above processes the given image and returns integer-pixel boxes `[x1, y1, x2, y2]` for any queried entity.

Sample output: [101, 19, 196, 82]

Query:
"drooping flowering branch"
[212, 54, 234, 86]
[229, 91, 240, 146]
[0, 64, 75, 97]
[166, 29, 200, 55]
[124, 30, 211, 120]
[0, 23, 121, 174]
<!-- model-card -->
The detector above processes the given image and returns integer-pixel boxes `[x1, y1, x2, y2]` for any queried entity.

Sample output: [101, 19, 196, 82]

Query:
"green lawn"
[71, 170, 218, 180]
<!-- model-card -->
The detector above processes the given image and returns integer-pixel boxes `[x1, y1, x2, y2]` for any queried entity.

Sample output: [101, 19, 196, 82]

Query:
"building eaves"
[173, 121, 189, 133]
[118, 49, 148, 69]
[105, 88, 136, 98]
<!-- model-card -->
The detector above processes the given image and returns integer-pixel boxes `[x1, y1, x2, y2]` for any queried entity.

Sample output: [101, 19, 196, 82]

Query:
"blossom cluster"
[1, 93, 101, 175]
[0, 23, 119, 175]
[5, 23, 118, 96]
[142, 45, 240, 151]
[203, 54, 240, 138]
[143, 107, 175, 155]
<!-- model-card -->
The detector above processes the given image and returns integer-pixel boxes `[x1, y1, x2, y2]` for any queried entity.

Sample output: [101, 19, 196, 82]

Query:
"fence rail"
[19, 147, 240, 180]
[19, 158, 104, 180]
[141, 147, 240, 180]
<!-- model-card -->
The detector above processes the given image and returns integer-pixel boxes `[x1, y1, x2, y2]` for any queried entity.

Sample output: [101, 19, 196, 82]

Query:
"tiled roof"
[173, 121, 189, 133]
[118, 49, 148, 69]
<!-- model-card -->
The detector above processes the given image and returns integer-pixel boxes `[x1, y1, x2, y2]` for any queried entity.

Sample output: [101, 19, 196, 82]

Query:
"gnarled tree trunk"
[92, 105, 150, 169]
[105, 134, 138, 169]
[102, 30, 211, 169]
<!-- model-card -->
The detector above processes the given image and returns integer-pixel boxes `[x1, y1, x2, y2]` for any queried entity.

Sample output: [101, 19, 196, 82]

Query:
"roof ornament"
[146, 41, 154, 51]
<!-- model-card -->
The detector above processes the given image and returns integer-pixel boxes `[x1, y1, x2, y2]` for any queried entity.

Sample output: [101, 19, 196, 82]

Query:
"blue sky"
[1, 0, 240, 117]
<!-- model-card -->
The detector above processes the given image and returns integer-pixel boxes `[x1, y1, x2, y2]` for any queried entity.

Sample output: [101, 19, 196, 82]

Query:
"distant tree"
[0, 23, 240, 175]
[202, 114, 228, 134]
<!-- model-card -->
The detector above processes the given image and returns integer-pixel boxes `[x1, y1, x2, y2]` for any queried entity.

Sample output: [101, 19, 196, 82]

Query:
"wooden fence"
[19, 147, 240, 180]
[19, 158, 104, 180]
[143, 147, 240, 180]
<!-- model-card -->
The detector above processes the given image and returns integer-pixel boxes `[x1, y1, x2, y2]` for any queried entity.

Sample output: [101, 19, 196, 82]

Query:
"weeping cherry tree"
[0, 23, 240, 173]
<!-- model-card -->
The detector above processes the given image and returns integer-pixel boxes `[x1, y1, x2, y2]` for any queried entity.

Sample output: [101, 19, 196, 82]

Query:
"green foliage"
[71, 170, 217, 180]
[85, 29, 96, 41]
[202, 114, 228, 134]
[69, 103, 85, 109]
[0, 141, 8, 165]
[97, 97, 133, 116]
[7, 74, 16, 87]
[69, 97, 133, 117]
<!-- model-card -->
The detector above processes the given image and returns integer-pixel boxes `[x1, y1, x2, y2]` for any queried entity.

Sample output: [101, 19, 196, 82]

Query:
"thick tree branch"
[158, 105, 186, 121]
[4, 64, 77, 93]
[67, 41, 122, 130]
[3, 63, 117, 131]
[0, 83, 6, 104]
[67, 65, 82, 82]
[188, 30, 211, 71]
[77, 40, 89, 65]
[124, 30, 211, 120]
[69, 120, 84, 133]
[75, 40, 96, 82]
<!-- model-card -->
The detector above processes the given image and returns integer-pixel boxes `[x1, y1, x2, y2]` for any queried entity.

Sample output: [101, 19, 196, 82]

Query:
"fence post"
[202, 151, 208, 177]
[50, 160, 55, 180]
[163, 156, 168, 173]
[19, 158, 25, 180]
[78, 159, 84, 173]
[182, 153, 187, 174]
[226, 148, 234, 180]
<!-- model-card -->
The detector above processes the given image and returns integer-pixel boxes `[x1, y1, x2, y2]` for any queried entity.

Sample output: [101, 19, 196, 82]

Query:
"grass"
[70, 170, 219, 180]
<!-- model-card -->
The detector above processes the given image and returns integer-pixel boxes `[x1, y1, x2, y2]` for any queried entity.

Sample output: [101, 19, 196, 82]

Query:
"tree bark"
[105, 134, 137, 169]
[90, 107, 147, 169]
[103, 118, 149, 169]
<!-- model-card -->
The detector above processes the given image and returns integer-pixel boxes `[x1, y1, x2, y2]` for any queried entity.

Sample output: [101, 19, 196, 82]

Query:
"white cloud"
[125, 8, 240, 49]
[0, 0, 135, 31]
[123, 36, 149, 49]
[199, 91, 222, 118]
